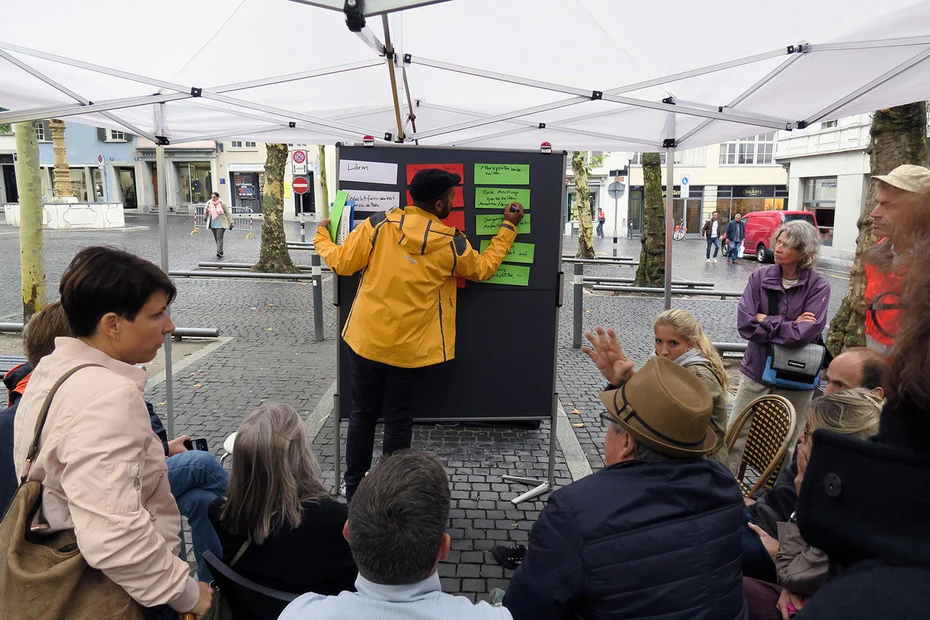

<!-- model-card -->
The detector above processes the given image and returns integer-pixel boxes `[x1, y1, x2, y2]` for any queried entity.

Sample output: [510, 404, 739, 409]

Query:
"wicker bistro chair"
[725, 395, 797, 497]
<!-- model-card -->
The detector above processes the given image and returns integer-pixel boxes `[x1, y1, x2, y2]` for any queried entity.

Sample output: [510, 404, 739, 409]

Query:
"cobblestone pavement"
[0, 218, 851, 601]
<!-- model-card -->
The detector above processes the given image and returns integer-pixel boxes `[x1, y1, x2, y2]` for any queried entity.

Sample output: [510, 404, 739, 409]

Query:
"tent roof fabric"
[2, 0, 929, 150]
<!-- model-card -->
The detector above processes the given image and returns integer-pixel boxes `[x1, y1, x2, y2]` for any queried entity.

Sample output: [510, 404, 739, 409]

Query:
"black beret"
[409, 169, 462, 202]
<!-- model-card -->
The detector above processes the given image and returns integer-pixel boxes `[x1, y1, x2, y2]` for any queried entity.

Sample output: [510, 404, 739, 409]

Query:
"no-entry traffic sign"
[292, 176, 310, 195]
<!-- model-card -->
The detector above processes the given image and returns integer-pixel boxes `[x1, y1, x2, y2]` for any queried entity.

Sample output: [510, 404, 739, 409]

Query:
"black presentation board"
[333, 144, 566, 422]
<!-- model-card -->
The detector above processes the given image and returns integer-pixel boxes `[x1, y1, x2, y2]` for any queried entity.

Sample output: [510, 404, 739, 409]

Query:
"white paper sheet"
[339, 160, 398, 185]
[344, 190, 400, 212]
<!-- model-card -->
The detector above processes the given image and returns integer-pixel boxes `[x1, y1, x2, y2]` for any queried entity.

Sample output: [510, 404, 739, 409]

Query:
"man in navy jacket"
[502, 356, 746, 620]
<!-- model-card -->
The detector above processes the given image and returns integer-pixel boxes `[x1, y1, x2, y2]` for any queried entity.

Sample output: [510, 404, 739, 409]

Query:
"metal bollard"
[612, 233, 618, 258]
[573, 263, 583, 348]
[311, 253, 325, 342]
[300, 213, 306, 244]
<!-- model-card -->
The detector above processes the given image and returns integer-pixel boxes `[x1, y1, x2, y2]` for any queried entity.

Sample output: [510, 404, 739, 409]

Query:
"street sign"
[292, 176, 310, 195]
[680, 174, 690, 199]
[292, 149, 308, 175]
[607, 181, 625, 199]
[97, 154, 104, 164]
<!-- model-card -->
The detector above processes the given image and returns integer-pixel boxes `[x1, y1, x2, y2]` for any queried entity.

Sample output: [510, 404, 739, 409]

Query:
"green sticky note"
[475, 187, 531, 210]
[474, 163, 530, 185]
[485, 264, 530, 287]
[329, 190, 349, 242]
[475, 214, 531, 235]
[480, 241, 535, 264]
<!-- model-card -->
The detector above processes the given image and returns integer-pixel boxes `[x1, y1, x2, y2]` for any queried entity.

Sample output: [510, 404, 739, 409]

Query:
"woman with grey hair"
[208, 403, 357, 600]
[743, 388, 882, 619]
[727, 220, 831, 473]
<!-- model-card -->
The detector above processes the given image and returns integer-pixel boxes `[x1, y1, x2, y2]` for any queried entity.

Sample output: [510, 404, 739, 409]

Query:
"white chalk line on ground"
[306, 378, 337, 442]
[306, 379, 594, 483]
[557, 398, 594, 481]
[146, 336, 233, 390]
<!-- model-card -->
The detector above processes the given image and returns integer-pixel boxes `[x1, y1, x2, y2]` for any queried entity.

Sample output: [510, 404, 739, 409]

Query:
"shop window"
[803, 177, 837, 247]
[566, 188, 598, 223]
[180, 162, 213, 204]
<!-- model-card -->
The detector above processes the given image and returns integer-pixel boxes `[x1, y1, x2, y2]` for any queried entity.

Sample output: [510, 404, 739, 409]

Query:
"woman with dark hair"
[795, 189, 930, 619]
[10, 247, 212, 620]
[206, 191, 233, 258]
[208, 403, 356, 602]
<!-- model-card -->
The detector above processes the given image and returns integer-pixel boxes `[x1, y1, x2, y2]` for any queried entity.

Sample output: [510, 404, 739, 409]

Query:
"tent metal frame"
[3, 4, 930, 496]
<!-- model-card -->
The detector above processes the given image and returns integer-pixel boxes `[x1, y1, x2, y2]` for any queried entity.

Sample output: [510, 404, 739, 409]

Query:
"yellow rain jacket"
[315, 205, 517, 368]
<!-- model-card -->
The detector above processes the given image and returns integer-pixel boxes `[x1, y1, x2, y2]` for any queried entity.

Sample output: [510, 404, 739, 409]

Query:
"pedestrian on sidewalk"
[726, 213, 744, 263]
[596, 208, 606, 238]
[702, 211, 723, 262]
[206, 192, 233, 259]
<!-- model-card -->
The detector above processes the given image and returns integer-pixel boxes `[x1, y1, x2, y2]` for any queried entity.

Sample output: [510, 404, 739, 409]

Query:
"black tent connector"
[156, 136, 169, 146]
[190, 87, 202, 97]
[591, 91, 603, 100]
[663, 138, 676, 148]
[288, 122, 296, 128]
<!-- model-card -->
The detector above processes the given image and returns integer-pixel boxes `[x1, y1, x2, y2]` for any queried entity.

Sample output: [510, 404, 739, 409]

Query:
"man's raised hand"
[581, 326, 635, 387]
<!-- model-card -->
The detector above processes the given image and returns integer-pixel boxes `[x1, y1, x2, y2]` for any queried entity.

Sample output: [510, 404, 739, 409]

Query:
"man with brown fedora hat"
[501, 356, 746, 620]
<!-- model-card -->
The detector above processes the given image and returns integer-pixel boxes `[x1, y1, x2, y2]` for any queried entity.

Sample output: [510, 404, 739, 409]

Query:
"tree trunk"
[15, 122, 46, 322]
[572, 151, 596, 259]
[49, 119, 73, 199]
[317, 145, 330, 219]
[634, 152, 666, 286]
[254, 143, 298, 273]
[825, 102, 928, 355]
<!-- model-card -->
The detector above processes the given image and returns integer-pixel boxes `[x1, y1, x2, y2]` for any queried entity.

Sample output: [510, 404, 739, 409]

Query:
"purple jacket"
[738, 265, 831, 384]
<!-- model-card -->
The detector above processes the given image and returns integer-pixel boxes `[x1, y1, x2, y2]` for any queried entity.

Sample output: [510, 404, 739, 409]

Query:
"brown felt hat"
[599, 356, 717, 458]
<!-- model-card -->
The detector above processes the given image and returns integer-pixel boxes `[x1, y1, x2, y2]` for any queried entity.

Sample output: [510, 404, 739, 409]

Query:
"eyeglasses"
[867, 291, 900, 340]
[600, 410, 620, 429]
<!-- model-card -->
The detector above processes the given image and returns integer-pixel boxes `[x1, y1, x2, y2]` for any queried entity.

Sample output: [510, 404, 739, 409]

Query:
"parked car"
[742, 210, 818, 262]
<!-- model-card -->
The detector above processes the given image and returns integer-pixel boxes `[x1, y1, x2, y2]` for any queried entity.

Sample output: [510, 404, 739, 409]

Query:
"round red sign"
[292, 177, 310, 194]
[292, 150, 307, 164]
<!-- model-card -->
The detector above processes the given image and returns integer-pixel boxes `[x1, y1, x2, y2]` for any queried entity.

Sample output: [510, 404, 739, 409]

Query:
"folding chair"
[725, 395, 797, 497]
[203, 550, 299, 620]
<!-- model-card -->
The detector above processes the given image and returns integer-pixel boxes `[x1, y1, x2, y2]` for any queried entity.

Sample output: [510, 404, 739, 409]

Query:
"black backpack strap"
[21, 363, 102, 484]
[766, 288, 780, 317]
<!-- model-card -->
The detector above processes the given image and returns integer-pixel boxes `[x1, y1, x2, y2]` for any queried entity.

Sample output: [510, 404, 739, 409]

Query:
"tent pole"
[381, 15, 405, 141]
[664, 114, 676, 311]
[155, 105, 176, 439]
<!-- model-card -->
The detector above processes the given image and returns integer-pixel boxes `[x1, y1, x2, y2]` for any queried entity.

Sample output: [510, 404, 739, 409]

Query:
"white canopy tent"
[3, 0, 930, 434]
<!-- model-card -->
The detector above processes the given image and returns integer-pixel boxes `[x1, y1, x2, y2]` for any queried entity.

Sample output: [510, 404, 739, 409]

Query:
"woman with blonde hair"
[582, 308, 731, 464]
[208, 403, 356, 601]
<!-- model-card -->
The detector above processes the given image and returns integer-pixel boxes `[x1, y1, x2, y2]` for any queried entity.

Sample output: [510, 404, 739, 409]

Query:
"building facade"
[1, 121, 141, 207]
[563, 136, 789, 241]
[776, 114, 872, 261]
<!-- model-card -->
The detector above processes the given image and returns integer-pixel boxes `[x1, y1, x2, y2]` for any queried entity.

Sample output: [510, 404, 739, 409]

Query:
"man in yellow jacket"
[316, 168, 524, 499]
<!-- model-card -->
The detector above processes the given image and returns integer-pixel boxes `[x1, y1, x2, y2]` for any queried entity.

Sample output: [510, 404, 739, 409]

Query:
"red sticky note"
[442, 209, 466, 231]
[407, 185, 463, 208]
[406, 163, 465, 184]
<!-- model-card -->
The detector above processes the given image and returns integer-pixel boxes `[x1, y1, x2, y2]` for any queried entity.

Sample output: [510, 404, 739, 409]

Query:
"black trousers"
[345, 349, 422, 499]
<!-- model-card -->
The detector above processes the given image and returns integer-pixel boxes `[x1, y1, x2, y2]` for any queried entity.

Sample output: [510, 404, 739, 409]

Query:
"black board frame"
[329, 143, 566, 498]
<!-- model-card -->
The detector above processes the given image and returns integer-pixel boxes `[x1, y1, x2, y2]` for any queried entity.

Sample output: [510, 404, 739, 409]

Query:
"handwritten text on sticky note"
[474, 163, 529, 185]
